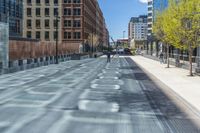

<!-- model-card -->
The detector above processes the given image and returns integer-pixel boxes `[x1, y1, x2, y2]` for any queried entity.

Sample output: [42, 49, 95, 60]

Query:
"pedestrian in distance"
[107, 51, 111, 63]
[159, 52, 164, 64]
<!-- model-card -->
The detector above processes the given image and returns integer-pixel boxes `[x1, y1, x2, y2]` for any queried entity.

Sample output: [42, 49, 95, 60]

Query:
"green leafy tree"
[154, 0, 200, 76]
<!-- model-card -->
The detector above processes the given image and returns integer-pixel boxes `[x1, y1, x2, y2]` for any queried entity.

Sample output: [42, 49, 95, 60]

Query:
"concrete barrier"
[71, 54, 90, 60]
[0, 54, 89, 75]
[80, 55, 90, 60]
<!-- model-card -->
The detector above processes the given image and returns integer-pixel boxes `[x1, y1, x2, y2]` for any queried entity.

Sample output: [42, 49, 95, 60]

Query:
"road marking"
[78, 100, 120, 113]
[91, 84, 120, 90]
[99, 76, 119, 79]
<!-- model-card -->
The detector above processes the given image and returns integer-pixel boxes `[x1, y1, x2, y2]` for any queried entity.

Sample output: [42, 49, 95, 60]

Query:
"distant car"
[124, 48, 132, 55]
[118, 49, 124, 54]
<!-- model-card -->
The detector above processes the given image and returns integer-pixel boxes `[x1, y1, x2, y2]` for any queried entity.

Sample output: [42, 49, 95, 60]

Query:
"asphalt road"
[0, 56, 200, 133]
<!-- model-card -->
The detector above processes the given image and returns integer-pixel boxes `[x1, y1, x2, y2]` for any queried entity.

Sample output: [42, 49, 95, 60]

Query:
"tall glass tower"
[147, 0, 168, 36]
[153, 0, 168, 22]
[153, 0, 168, 12]
[0, 0, 23, 37]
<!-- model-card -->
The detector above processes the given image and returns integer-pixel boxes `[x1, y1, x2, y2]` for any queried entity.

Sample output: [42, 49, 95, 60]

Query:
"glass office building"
[153, 0, 168, 11]
[153, 0, 168, 22]
[0, 0, 23, 37]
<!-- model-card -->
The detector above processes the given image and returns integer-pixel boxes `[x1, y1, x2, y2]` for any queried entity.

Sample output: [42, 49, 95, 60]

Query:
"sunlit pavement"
[0, 57, 200, 133]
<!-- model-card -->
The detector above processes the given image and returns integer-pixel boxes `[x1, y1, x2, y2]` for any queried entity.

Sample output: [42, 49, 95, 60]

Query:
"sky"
[98, 0, 148, 41]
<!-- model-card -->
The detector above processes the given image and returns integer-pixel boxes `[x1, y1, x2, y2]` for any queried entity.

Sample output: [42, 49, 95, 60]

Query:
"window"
[36, 31, 40, 39]
[64, 32, 71, 39]
[45, 8, 50, 16]
[73, 20, 81, 27]
[73, 32, 81, 39]
[54, 31, 58, 40]
[27, 19, 32, 28]
[54, 20, 57, 28]
[54, 0, 58, 5]
[73, 8, 81, 16]
[54, 8, 58, 16]
[27, 31, 32, 38]
[64, 0, 71, 3]
[27, 0, 31, 5]
[45, 20, 50, 28]
[64, 20, 71, 27]
[73, 0, 80, 3]
[148, 7, 152, 11]
[36, 8, 41, 16]
[36, 0, 40, 5]
[64, 8, 71, 16]
[36, 20, 41, 28]
[27, 8, 32, 16]
[45, 31, 49, 40]
[54, 20, 59, 28]
[45, 0, 49, 5]
[148, 13, 152, 16]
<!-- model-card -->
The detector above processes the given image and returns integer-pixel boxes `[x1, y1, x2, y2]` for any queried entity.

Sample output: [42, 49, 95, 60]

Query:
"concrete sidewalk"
[130, 55, 200, 114]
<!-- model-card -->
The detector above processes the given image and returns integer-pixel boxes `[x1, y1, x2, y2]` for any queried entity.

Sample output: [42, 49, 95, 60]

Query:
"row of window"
[64, 20, 81, 27]
[26, 31, 81, 40]
[27, 0, 58, 5]
[64, 32, 81, 39]
[64, 0, 81, 4]
[26, 8, 81, 17]
[27, 0, 81, 5]
[26, 19, 81, 29]
[27, 8, 59, 16]
[63, 8, 81, 16]
[27, 19, 58, 29]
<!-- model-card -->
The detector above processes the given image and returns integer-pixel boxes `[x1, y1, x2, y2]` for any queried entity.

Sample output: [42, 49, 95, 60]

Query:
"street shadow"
[117, 57, 200, 132]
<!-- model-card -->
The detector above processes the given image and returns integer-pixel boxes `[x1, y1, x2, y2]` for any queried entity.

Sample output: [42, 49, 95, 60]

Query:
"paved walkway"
[131, 56, 200, 114]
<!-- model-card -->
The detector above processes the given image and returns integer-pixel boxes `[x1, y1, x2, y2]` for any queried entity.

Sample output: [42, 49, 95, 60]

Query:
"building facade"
[128, 15, 147, 49]
[147, 0, 153, 36]
[23, 0, 108, 53]
[147, 0, 168, 55]
[117, 39, 129, 48]
[147, 0, 168, 36]
[62, 0, 107, 52]
[23, 0, 62, 42]
[128, 15, 147, 41]
[0, 0, 23, 37]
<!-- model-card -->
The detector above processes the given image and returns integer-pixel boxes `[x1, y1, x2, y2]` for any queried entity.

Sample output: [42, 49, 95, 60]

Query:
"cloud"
[139, 0, 148, 4]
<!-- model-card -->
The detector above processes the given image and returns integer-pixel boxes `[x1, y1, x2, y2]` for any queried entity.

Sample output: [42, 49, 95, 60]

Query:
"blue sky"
[98, 0, 147, 41]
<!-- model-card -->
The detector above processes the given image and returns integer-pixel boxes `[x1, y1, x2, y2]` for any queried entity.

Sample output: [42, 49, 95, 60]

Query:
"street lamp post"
[55, 13, 60, 64]
[92, 27, 94, 57]
[123, 31, 125, 48]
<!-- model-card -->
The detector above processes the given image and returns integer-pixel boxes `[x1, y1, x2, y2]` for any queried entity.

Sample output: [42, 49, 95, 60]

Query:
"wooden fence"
[9, 38, 80, 61]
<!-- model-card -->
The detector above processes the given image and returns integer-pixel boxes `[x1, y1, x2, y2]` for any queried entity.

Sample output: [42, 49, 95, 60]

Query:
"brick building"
[23, 0, 108, 53]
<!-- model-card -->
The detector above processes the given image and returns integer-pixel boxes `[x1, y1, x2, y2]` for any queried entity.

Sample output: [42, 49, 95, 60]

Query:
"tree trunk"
[167, 43, 170, 68]
[175, 49, 180, 67]
[189, 46, 193, 76]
